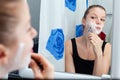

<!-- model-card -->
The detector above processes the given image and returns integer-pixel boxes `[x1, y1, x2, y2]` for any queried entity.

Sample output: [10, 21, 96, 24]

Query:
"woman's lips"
[96, 27, 101, 30]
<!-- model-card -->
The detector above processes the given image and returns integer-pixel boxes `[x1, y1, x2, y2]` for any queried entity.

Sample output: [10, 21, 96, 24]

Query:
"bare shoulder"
[65, 39, 73, 55]
[105, 42, 111, 49]
[65, 39, 71, 46]
[104, 42, 111, 56]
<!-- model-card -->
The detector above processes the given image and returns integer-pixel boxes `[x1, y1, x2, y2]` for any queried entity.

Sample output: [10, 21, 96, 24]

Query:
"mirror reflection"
[29, 0, 113, 77]
[65, 4, 111, 76]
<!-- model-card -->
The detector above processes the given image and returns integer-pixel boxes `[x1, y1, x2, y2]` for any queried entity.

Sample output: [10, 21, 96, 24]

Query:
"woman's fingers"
[88, 33, 102, 45]
[31, 53, 53, 70]
[30, 53, 54, 79]
[29, 59, 43, 79]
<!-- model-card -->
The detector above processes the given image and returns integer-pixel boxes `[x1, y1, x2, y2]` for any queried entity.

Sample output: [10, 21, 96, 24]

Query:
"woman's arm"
[65, 40, 75, 73]
[89, 33, 111, 76]
[93, 43, 111, 76]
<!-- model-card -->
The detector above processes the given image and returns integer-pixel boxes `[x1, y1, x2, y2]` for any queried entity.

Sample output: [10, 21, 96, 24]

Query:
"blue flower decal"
[46, 29, 64, 60]
[76, 24, 84, 37]
[65, 0, 76, 12]
[86, 0, 89, 8]
[86, 0, 88, 8]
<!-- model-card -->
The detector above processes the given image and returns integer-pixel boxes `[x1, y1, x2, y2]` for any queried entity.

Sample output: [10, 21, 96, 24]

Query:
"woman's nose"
[31, 27, 37, 39]
[96, 17, 101, 24]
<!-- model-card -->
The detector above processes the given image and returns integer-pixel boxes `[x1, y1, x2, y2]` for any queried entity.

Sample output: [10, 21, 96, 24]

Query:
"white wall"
[27, 0, 41, 38]
[111, 0, 120, 78]
[88, 0, 113, 14]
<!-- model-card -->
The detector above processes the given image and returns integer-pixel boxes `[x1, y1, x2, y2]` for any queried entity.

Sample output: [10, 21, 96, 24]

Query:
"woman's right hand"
[88, 33, 103, 57]
[29, 53, 54, 79]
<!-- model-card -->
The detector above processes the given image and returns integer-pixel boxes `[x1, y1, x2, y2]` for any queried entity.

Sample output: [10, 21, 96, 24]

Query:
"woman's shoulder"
[65, 38, 77, 44]
[104, 41, 111, 47]
[65, 37, 82, 44]
[65, 38, 74, 46]
[103, 41, 111, 55]
[105, 42, 111, 49]
[65, 39, 75, 55]
[102, 41, 111, 51]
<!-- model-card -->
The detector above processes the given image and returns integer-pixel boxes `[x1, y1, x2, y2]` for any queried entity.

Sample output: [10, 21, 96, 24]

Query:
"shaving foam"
[87, 21, 102, 34]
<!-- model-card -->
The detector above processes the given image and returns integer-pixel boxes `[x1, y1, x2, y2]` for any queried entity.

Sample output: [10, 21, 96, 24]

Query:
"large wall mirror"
[19, 0, 120, 79]
[37, 0, 113, 75]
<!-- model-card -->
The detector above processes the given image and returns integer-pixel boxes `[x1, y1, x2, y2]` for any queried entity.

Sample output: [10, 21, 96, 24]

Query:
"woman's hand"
[88, 33, 103, 57]
[29, 53, 54, 79]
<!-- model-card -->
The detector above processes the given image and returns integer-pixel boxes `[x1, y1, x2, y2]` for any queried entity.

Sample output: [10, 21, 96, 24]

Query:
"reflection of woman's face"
[85, 7, 106, 34]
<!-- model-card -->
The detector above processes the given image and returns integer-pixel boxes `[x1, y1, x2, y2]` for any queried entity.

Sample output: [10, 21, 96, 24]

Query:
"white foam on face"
[87, 21, 102, 34]
[13, 43, 25, 63]
[9, 43, 31, 71]
[18, 43, 34, 78]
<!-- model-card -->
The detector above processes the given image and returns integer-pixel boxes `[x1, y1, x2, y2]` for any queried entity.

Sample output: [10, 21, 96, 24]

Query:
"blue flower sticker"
[46, 29, 64, 60]
[86, 0, 89, 8]
[76, 24, 84, 37]
[65, 0, 76, 12]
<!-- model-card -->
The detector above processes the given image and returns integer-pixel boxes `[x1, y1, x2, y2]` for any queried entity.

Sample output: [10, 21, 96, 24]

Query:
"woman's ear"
[82, 18, 86, 26]
[0, 44, 8, 65]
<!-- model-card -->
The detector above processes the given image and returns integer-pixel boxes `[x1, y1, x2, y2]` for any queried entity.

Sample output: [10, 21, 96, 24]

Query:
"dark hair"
[83, 5, 106, 19]
[0, 0, 22, 46]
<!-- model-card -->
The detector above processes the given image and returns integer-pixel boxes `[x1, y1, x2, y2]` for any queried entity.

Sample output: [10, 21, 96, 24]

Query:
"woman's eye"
[91, 16, 96, 19]
[101, 18, 105, 22]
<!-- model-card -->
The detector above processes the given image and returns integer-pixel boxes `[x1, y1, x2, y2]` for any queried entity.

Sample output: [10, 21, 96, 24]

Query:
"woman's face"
[5, 2, 37, 72]
[83, 7, 106, 34]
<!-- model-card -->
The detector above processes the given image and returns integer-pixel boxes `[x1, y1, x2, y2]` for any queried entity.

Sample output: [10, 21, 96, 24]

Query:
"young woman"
[0, 0, 54, 79]
[65, 5, 111, 76]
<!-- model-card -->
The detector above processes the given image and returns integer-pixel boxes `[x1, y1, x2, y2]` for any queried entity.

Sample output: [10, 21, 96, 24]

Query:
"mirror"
[64, 0, 113, 77]
[28, 0, 113, 77]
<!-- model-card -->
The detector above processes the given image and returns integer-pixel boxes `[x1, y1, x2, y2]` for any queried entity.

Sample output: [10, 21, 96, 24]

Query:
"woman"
[65, 5, 111, 76]
[0, 0, 54, 79]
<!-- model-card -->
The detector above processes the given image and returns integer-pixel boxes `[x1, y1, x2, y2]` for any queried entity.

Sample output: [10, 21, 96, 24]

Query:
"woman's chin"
[20, 56, 31, 68]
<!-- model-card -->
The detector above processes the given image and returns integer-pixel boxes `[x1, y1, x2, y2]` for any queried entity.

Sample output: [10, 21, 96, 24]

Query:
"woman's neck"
[81, 35, 92, 49]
